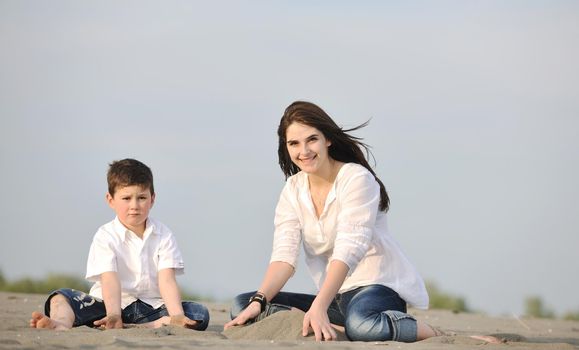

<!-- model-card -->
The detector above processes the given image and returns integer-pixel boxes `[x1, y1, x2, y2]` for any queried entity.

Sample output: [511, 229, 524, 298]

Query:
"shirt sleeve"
[270, 181, 302, 268]
[85, 230, 117, 282]
[330, 169, 379, 275]
[157, 232, 185, 275]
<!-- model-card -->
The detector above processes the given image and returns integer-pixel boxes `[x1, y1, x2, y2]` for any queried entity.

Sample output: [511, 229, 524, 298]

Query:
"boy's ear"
[106, 193, 114, 208]
[151, 193, 156, 207]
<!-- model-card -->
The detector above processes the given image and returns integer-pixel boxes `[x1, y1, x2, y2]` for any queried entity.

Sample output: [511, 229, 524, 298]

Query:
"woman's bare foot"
[470, 335, 503, 344]
[416, 320, 446, 340]
[29, 311, 70, 331]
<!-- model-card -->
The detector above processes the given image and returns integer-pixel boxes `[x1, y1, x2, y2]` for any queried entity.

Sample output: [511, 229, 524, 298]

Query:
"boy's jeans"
[47, 288, 209, 330]
[231, 284, 417, 342]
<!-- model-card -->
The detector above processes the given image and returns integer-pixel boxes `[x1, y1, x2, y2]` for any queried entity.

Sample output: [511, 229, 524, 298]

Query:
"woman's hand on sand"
[224, 301, 261, 330]
[169, 314, 199, 329]
[302, 305, 337, 341]
[93, 313, 123, 329]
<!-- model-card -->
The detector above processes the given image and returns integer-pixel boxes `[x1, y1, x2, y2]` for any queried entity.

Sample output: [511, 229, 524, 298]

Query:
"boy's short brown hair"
[107, 158, 155, 196]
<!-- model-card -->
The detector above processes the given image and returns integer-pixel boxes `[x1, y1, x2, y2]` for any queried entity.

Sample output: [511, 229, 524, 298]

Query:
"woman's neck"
[308, 159, 343, 188]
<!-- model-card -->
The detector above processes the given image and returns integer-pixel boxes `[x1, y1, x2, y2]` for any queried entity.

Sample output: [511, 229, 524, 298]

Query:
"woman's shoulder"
[286, 170, 308, 189]
[335, 163, 378, 192]
[338, 162, 373, 179]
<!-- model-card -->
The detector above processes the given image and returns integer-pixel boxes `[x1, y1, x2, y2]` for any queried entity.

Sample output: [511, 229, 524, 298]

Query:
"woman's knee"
[344, 310, 417, 342]
[344, 313, 388, 341]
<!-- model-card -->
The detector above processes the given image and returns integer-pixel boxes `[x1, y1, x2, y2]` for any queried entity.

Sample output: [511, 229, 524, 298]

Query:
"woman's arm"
[93, 271, 123, 329]
[305, 169, 380, 340]
[257, 260, 295, 301]
[302, 260, 349, 341]
[224, 261, 294, 329]
[158, 268, 198, 328]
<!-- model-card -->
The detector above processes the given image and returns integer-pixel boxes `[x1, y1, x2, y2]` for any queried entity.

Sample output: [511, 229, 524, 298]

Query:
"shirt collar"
[113, 216, 158, 242]
[299, 171, 339, 216]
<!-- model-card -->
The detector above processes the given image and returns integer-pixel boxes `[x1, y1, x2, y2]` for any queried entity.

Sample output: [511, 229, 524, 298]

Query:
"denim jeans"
[47, 288, 209, 330]
[122, 299, 210, 331]
[231, 284, 417, 342]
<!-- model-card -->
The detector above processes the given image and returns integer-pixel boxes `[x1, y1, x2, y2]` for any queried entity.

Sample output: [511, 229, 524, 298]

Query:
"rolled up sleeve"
[157, 233, 185, 275]
[331, 171, 379, 274]
[85, 231, 117, 282]
[270, 182, 301, 268]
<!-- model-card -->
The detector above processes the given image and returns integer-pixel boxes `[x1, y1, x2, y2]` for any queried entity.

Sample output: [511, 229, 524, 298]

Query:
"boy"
[30, 158, 209, 330]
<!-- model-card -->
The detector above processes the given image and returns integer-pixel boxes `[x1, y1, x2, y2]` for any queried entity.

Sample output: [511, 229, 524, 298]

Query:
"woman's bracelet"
[248, 292, 267, 312]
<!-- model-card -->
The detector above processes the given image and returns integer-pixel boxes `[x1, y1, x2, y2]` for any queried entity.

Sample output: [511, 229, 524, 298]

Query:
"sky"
[1, 1, 578, 317]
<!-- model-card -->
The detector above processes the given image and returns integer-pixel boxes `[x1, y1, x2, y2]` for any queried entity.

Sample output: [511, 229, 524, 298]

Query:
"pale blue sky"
[1, 1, 578, 316]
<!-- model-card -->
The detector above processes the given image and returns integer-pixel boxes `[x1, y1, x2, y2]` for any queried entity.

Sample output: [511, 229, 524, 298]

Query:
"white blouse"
[270, 163, 429, 309]
[85, 217, 185, 309]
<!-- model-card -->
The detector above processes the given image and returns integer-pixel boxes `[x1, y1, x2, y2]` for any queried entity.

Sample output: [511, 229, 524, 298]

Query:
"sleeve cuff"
[158, 260, 185, 273]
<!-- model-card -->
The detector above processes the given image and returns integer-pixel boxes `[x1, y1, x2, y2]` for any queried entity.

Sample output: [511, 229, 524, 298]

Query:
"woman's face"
[285, 122, 332, 175]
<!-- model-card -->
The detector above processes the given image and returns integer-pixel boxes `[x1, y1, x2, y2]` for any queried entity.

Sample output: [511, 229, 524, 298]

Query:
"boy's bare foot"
[29, 311, 69, 331]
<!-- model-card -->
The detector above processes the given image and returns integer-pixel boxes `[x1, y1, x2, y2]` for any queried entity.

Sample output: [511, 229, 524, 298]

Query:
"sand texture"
[2, 291, 578, 349]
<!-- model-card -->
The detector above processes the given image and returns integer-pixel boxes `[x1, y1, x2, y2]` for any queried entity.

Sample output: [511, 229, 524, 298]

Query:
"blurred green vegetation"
[0, 269, 211, 301]
[425, 280, 469, 313]
[524, 296, 555, 319]
[563, 311, 579, 321]
[0, 270, 91, 294]
[522, 296, 579, 321]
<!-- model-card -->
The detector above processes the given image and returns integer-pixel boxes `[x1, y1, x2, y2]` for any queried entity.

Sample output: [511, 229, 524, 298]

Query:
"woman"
[224, 101, 439, 342]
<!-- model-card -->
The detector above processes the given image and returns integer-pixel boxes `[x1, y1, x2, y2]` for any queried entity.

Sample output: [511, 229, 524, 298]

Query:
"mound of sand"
[223, 309, 348, 341]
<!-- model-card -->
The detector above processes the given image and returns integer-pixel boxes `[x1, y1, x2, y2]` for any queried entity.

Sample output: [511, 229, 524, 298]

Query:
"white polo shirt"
[86, 216, 185, 309]
[270, 163, 429, 309]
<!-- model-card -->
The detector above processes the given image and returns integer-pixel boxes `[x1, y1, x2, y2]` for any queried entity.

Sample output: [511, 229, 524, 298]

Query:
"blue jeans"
[47, 288, 209, 330]
[231, 284, 417, 342]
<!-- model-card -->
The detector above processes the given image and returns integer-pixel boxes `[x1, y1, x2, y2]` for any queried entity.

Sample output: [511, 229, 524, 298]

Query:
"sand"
[2, 291, 578, 349]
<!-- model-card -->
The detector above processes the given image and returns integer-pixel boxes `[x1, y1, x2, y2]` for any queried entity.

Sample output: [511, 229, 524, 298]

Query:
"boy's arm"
[158, 268, 184, 315]
[158, 268, 198, 328]
[93, 271, 123, 329]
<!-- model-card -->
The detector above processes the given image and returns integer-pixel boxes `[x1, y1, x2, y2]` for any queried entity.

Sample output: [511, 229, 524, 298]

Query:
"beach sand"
[2, 291, 578, 349]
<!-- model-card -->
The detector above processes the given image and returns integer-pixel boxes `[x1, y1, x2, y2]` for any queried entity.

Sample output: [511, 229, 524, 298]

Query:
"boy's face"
[106, 185, 155, 236]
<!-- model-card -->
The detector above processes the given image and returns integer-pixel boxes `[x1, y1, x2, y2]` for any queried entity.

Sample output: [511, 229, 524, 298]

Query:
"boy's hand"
[169, 314, 198, 329]
[93, 313, 123, 329]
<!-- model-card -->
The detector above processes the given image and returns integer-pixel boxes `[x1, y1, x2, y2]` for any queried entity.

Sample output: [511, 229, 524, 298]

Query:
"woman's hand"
[302, 304, 337, 341]
[301, 260, 347, 341]
[93, 313, 123, 329]
[223, 301, 261, 330]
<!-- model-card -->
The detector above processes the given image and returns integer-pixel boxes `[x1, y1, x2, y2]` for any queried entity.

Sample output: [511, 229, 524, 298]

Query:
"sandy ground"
[2, 291, 578, 349]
